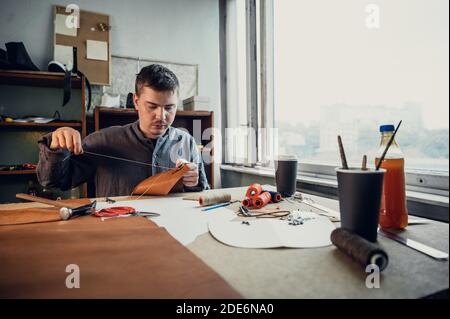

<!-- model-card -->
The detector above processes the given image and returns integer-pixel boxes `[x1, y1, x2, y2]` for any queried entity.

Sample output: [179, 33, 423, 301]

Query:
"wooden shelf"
[94, 106, 212, 117]
[0, 121, 82, 128]
[0, 70, 82, 89]
[0, 169, 36, 176]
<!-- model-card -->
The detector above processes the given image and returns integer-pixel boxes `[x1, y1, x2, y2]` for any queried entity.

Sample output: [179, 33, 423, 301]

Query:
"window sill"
[220, 164, 449, 208]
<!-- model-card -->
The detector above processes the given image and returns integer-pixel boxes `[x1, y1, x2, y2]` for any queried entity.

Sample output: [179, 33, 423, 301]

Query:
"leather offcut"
[0, 198, 92, 226]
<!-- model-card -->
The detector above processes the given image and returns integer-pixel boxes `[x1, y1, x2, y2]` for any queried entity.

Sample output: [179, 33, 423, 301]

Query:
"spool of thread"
[246, 184, 262, 199]
[199, 193, 232, 207]
[242, 197, 253, 207]
[331, 228, 389, 271]
[254, 192, 272, 209]
[265, 190, 282, 203]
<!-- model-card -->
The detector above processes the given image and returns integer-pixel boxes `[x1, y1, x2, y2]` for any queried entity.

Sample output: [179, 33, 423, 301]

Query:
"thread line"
[63, 150, 172, 170]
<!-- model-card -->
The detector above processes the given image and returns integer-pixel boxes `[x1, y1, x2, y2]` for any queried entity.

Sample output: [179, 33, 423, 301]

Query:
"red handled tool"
[94, 206, 160, 218]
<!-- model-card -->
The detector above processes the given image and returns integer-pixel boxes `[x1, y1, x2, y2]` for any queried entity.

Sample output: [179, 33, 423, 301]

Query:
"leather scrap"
[132, 164, 190, 196]
[0, 207, 61, 226]
[0, 198, 92, 226]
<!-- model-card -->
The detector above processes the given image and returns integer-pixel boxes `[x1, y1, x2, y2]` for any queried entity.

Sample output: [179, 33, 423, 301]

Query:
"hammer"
[16, 193, 96, 221]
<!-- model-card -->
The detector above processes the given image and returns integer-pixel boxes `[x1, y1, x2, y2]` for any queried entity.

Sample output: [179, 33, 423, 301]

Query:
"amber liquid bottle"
[375, 125, 408, 229]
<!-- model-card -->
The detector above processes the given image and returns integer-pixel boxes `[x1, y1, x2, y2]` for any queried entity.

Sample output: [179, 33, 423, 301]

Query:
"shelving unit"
[93, 106, 214, 192]
[0, 169, 36, 175]
[0, 70, 87, 203]
[0, 70, 82, 88]
[0, 121, 82, 128]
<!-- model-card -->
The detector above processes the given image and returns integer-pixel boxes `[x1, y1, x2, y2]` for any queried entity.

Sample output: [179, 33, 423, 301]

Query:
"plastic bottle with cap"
[375, 124, 408, 229]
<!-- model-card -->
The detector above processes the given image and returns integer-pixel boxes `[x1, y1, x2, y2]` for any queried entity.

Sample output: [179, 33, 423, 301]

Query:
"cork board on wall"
[53, 5, 111, 85]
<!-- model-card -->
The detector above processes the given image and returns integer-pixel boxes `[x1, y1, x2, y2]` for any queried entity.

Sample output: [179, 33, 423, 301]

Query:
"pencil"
[337, 135, 349, 169]
[201, 202, 232, 212]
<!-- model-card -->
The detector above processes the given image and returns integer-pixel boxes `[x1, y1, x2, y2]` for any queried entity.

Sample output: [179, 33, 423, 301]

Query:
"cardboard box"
[182, 96, 209, 111]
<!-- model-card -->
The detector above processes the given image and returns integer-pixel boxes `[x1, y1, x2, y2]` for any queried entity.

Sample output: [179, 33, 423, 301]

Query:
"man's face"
[134, 86, 178, 138]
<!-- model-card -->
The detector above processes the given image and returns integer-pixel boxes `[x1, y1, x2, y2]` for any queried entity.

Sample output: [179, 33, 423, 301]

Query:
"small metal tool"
[378, 228, 448, 260]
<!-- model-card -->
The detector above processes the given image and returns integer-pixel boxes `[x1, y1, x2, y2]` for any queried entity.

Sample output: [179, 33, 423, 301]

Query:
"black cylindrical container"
[275, 156, 298, 197]
[336, 168, 385, 242]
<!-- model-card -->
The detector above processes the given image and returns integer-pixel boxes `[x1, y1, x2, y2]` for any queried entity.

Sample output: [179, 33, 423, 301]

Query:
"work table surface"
[187, 187, 449, 298]
[1, 185, 448, 299]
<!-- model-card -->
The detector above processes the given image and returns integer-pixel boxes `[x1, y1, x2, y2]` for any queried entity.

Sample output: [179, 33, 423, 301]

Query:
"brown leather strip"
[16, 193, 81, 208]
[0, 207, 62, 226]
[0, 197, 93, 226]
[0, 215, 241, 298]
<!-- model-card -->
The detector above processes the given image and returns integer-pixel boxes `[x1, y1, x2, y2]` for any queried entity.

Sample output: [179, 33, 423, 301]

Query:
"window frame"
[296, 161, 449, 194]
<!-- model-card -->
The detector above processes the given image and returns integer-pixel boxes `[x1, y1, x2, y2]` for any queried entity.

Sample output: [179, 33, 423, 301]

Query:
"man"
[37, 64, 209, 197]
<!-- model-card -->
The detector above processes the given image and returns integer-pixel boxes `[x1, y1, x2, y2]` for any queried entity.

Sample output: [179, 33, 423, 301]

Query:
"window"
[274, 0, 449, 174]
[222, 0, 448, 194]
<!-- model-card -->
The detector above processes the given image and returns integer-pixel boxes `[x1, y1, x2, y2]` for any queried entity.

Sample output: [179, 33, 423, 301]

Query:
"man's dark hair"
[135, 64, 179, 96]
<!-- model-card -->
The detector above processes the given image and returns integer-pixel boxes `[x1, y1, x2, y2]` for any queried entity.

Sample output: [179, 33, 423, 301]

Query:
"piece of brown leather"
[132, 164, 190, 196]
[0, 198, 93, 226]
[0, 207, 62, 226]
[0, 214, 241, 298]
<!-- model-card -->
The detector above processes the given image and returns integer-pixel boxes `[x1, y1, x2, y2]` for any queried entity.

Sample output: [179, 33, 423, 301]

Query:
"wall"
[0, 0, 222, 187]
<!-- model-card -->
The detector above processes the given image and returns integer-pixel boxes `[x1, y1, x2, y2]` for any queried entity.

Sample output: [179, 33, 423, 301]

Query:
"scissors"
[130, 211, 160, 217]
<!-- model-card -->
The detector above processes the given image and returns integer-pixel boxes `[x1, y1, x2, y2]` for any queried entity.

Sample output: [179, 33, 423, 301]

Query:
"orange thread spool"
[242, 197, 253, 207]
[246, 184, 262, 199]
[254, 192, 271, 209]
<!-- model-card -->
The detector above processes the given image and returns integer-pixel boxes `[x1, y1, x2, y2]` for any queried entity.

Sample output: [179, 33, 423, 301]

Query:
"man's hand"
[176, 159, 199, 187]
[50, 127, 83, 155]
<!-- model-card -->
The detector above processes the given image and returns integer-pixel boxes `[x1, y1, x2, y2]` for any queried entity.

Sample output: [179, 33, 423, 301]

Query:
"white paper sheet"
[54, 44, 73, 69]
[86, 40, 108, 61]
[208, 211, 335, 249]
[96, 198, 235, 246]
[13, 116, 54, 124]
[55, 13, 77, 37]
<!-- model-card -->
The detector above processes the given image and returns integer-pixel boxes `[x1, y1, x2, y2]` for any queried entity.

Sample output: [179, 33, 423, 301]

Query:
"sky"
[274, 0, 449, 129]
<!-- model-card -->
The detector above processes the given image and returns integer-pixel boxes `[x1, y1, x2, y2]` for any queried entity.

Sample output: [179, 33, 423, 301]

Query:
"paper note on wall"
[54, 44, 73, 70]
[86, 40, 108, 61]
[55, 14, 77, 37]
